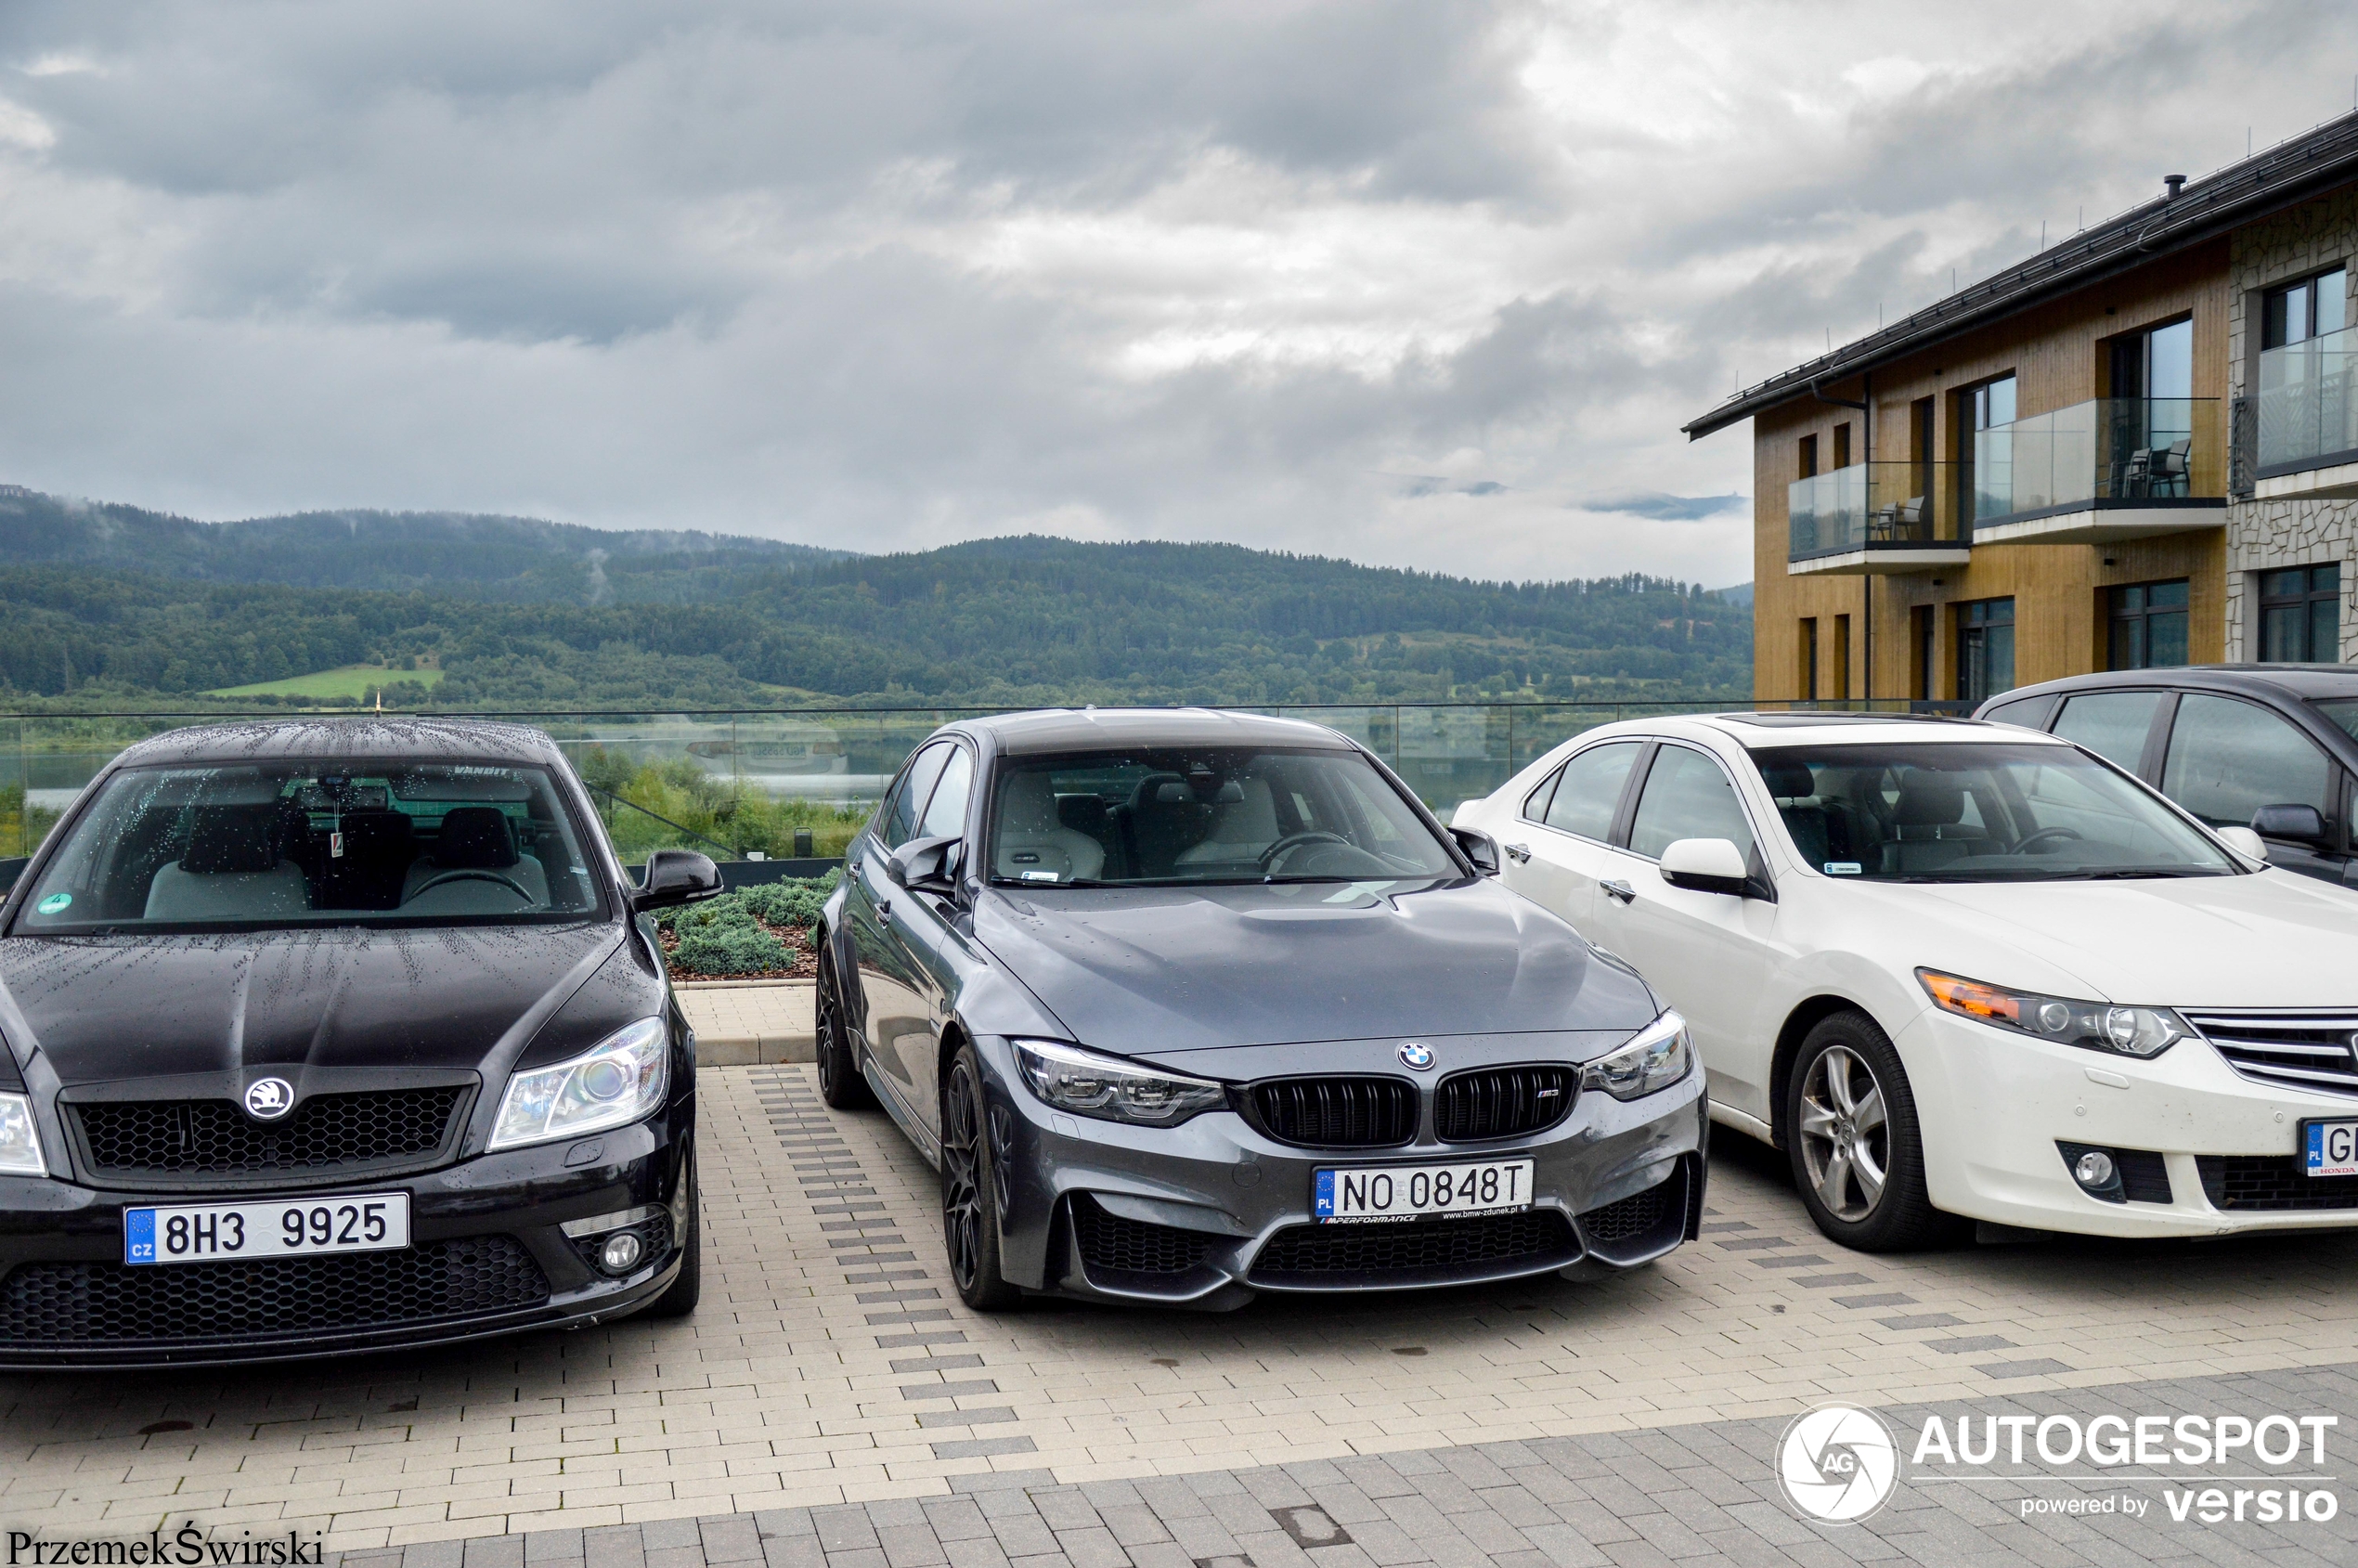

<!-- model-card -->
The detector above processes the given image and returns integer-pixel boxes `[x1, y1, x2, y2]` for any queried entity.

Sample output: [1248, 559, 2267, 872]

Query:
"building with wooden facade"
[1685, 115, 2358, 706]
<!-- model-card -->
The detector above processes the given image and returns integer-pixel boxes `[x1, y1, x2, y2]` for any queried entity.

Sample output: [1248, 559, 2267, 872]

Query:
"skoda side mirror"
[2250, 803, 2329, 844]
[1659, 837, 1750, 897]
[633, 849, 724, 913]
[888, 834, 964, 896]
[1451, 826, 1502, 876]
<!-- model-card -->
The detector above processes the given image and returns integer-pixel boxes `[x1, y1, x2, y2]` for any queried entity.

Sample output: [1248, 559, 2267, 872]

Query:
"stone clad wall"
[2226, 191, 2358, 662]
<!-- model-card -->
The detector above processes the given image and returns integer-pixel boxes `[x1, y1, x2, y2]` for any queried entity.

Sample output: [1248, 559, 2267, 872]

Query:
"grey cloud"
[1581, 491, 1746, 521]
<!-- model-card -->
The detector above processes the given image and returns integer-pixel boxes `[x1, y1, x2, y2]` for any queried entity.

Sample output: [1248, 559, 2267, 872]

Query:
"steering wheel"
[2015, 826, 2084, 855]
[405, 869, 534, 903]
[1257, 830, 1351, 871]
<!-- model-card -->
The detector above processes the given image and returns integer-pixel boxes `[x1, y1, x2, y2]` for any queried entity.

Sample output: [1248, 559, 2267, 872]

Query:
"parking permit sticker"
[1823, 862, 1862, 876]
[36, 892, 71, 914]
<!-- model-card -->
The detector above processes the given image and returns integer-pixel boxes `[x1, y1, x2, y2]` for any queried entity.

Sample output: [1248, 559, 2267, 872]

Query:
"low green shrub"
[670, 922, 791, 976]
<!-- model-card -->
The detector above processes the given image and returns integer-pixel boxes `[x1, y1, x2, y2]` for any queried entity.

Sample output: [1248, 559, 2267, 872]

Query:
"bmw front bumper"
[973, 1032, 1709, 1309]
[0, 1101, 693, 1369]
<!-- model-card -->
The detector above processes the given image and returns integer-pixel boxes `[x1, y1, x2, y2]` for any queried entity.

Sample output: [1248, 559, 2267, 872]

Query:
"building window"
[2262, 268, 2347, 348]
[2109, 579, 2189, 669]
[1798, 616, 1820, 700]
[1956, 597, 2015, 703]
[2105, 318, 2195, 495]
[1911, 604, 1935, 700]
[1832, 614, 1850, 701]
[1832, 421, 1851, 471]
[1960, 374, 2017, 526]
[1797, 434, 1818, 479]
[2259, 564, 2341, 663]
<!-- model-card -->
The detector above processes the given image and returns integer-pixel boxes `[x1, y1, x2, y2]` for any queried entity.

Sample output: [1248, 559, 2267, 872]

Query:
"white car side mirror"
[1660, 836, 1749, 896]
[2217, 825, 2268, 862]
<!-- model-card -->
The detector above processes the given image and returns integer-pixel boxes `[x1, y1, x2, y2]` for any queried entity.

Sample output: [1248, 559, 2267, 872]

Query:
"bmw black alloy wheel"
[815, 945, 873, 1109]
[940, 1044, 1021, 1310]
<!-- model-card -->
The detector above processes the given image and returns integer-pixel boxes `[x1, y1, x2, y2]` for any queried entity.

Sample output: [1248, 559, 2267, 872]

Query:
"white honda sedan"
[1452, 712, 2358, 1251]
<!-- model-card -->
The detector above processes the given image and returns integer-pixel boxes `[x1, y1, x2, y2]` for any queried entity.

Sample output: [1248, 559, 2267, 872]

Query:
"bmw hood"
[971, 877, 1658, 1056]
[0, 924, 624, 1090]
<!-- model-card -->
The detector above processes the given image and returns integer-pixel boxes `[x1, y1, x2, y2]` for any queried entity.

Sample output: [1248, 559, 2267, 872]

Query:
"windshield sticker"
[1823, 862, 1863, 875]
[36, 892, 71, 914]
[1020, 870, 1060, 883]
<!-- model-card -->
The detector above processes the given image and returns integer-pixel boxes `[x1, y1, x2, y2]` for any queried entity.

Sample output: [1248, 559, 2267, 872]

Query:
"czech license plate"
[2305, 1120, 2358, 1178]
[123, 1192, 410, 1265]
[1314, 1159, 1535, 1224]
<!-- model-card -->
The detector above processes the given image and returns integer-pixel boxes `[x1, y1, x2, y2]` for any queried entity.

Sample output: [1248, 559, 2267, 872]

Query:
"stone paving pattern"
[3, 1064, 2356, 1559]
[678, 982, 816, 1065]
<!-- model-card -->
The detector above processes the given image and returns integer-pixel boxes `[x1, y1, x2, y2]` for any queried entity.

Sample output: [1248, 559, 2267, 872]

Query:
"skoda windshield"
[16, 761, 602, 930]
[1752, 741, 2241, 882]
[986, 745, 1459, 887]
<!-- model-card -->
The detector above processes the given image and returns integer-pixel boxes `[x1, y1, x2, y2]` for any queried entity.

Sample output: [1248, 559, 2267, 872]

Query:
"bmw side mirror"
[889, 834, 964, 896]
[2250, 803, 2329, 844]
[1450, 826, 1502, 876]
[1659, 837, 1749, 897]
[633, 849, 724, 913]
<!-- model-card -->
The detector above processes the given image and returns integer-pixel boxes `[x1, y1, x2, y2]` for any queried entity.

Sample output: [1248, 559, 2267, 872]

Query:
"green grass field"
[206, 665, 446, 700]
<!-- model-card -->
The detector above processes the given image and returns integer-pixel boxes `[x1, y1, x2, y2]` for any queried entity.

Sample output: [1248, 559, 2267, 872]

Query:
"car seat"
[143, 804, 311, 921]
[1879, 772, 1977, 875]
[317, 808, 415, 910]
[402, 807, 549, 905]
[994, 771, 1107, 883]
[1174, 778, 1281, 864]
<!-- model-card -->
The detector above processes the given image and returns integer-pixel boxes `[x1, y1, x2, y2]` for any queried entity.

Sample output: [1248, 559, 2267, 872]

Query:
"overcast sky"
[2, 1, 2353, 586]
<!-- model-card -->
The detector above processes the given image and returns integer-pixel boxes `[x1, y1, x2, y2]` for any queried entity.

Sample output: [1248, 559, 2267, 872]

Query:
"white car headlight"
[1013, 1039, 1228, 1127]
[1582, 1011, 1692, 1101]
[1918, 970, 2190, 1059]
[0, 1093, 46, 1177]
[490, 1018, 669, 1151]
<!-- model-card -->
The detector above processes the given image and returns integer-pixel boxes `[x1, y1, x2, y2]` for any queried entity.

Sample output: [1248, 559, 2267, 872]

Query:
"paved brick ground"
[678, 983, 815, 1065]
[4, 1063, 2356, 1562]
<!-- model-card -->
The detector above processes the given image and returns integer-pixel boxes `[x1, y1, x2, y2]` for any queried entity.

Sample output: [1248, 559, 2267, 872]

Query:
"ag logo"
[1397, 1042, 1435, 1071]
[1776, 1403, 1898, 1523]
[243, 1078, 295, 1121]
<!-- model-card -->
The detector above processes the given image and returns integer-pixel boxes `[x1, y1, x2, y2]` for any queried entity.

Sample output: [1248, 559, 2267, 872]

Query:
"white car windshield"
[1751, 742, 2240, 882]
[987, 746, 1458, 886]
[18, 761, 602, 930]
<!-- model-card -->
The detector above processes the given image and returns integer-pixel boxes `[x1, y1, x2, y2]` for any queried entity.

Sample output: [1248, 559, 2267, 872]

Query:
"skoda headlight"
[490, 1018, 669, 1151]
[0, 1093, 46, 1177]
[1581, 1011, 1691, 1101]
[1917, 969, 2189, 1059]
[1013, 1040, 1227, 1127]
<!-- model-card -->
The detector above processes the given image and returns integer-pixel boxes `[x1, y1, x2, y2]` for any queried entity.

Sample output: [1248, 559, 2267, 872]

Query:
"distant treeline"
[0, 489, 1751, 707]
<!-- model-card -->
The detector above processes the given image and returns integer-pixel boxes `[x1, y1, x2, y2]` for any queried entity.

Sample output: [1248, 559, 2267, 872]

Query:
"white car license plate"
[123, 1192, 410, 1266]
[1314, 1160, 1535, 1224]
[2305, 1120, 2358, 1178]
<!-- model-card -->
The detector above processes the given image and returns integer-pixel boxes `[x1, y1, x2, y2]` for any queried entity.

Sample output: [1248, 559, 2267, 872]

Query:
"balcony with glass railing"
[1787, 462, 1971, 575]
[2254, 326, 2358, 497]
[1964, 397, 2225, 543]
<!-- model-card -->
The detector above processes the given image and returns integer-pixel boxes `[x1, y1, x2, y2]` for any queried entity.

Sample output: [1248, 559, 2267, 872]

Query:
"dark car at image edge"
[0, 719, 724, 1368]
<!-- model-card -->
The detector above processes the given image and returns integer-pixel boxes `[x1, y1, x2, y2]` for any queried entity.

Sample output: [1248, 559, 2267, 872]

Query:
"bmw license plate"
[2305, 1120, 2358, 1178]
[1314, 1160, 1534, 1225]
[123, 1192, 410, 1265]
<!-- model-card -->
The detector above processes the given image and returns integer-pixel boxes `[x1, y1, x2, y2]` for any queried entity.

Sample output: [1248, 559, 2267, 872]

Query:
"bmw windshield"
[1752, 741, 2240, 882]
[16, 761, 603, 931]
[986, 746, 1459, 886]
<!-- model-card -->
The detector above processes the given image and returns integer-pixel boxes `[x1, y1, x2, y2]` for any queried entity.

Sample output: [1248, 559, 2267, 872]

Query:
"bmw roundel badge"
[244, 1077, 295, 1121]
[1397, 1042, 1435, 1071]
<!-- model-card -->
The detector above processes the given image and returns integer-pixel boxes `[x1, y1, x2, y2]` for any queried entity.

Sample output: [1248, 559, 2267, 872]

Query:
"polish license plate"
[2305, 1120, 2358, 1178]
[123, 1193, 410, 1265]
[1314, 1160, 1534, 1224]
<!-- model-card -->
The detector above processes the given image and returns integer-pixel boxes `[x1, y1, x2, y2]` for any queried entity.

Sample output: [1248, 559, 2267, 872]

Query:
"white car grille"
[2183, 1012, 2358, 1098]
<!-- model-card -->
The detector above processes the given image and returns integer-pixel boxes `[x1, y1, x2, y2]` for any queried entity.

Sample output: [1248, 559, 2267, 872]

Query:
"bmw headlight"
[490, 1018, 669, 1151]
[1917, 969, 2189, 1059]
[0, 1093, 46, 1177]
[1582, 1011, 1692, 1101]
[1013, 1039, 1227, 1127]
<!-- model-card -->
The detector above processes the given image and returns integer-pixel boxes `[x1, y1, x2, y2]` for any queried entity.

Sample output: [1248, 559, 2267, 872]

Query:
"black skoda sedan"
[0, 719, 720, 1367]
[816, 709, 1706, 1312]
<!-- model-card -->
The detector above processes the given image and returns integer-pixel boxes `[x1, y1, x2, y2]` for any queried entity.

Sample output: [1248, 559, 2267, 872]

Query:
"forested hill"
[0, 486, 846, 603]
[0, 487, 1751, 708]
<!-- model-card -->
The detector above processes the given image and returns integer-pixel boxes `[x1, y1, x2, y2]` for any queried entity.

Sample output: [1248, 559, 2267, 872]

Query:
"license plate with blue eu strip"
[123, 1193, 410, 1265]
[1314, 1159, 1534, 1224]
[2307, 1120, 2358, 1178]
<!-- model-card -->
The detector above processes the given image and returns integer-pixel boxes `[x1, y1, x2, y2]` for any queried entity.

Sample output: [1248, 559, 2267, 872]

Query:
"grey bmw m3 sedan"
[816, 709, 1705, 1311]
